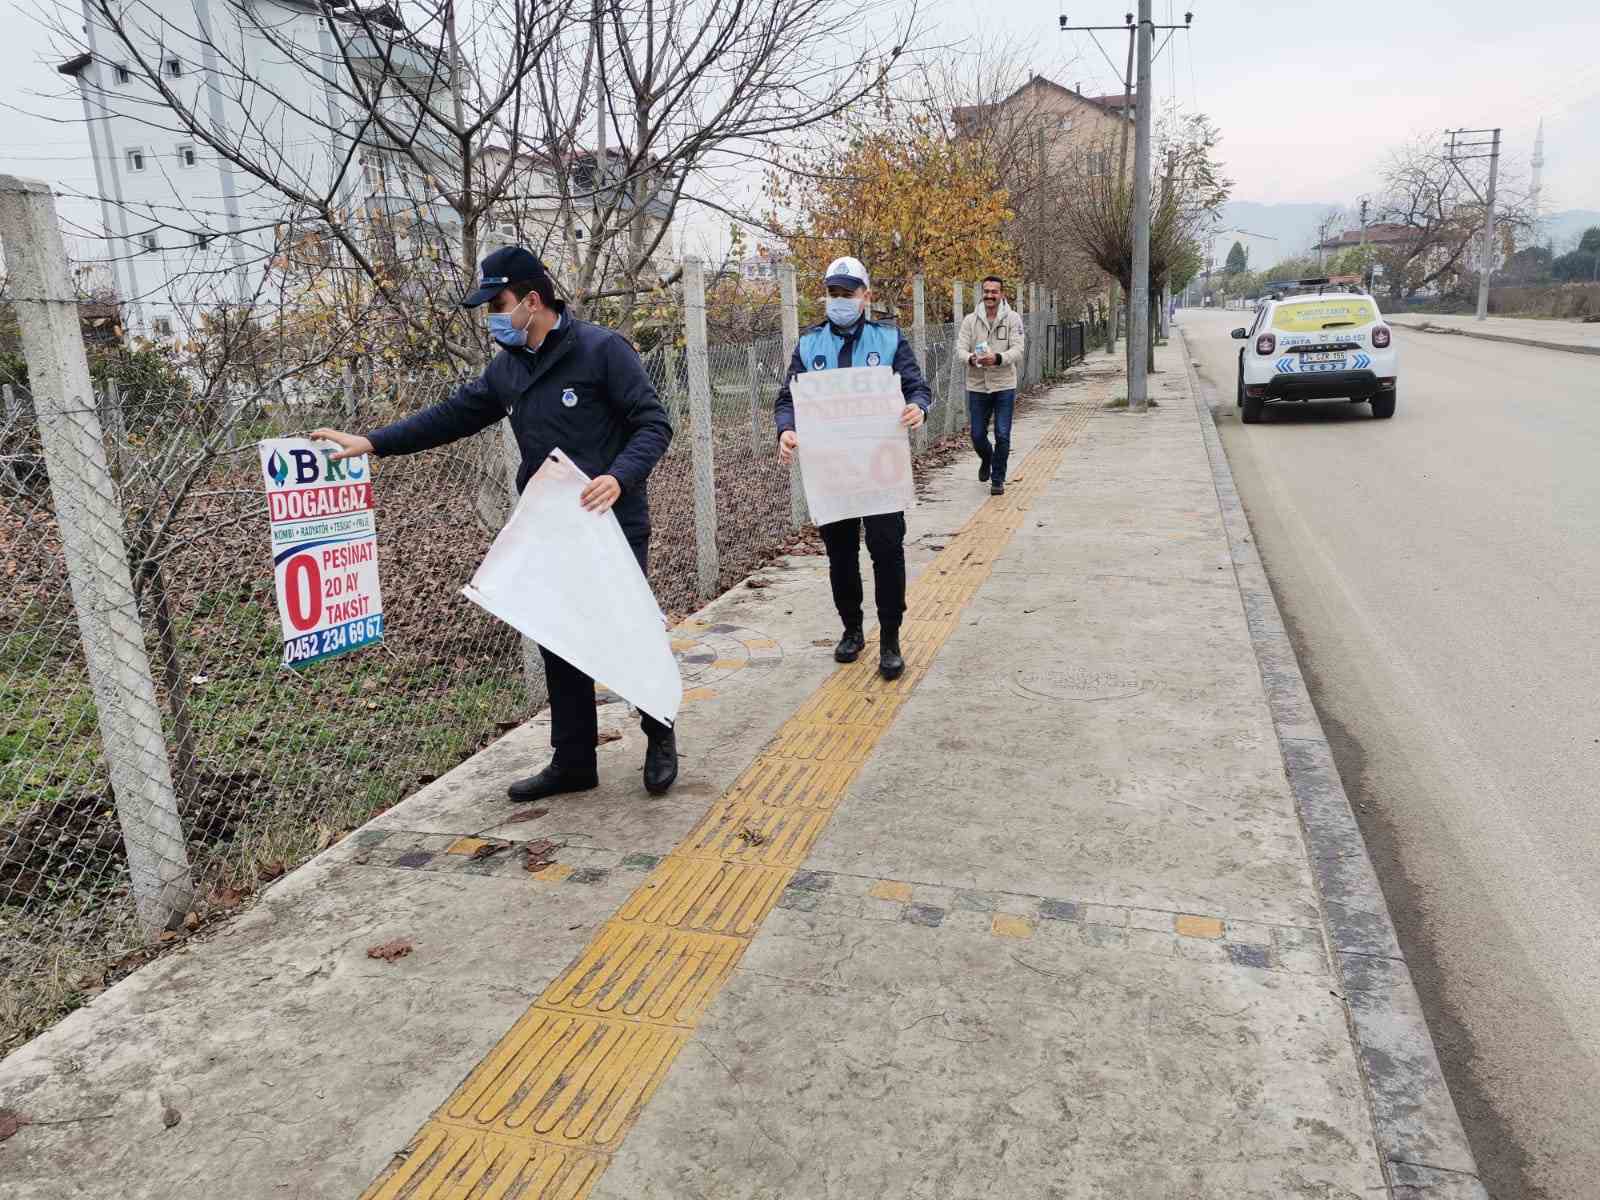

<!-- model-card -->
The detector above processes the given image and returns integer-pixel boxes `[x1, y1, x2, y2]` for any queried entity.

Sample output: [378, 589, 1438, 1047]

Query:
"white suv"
[1232, 283, 1398, 423]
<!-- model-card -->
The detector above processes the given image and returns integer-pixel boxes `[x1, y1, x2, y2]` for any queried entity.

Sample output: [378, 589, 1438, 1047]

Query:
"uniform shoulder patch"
[865, 351, 881, 366]
[811, 354, 826, 370]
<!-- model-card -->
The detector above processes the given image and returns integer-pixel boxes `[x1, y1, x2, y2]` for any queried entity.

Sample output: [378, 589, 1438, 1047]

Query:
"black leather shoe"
[834, 627, 865, 663]
[644, 729, 679, 796]
[991, 481, 1005, 496]
[507, 763, 598, 802]
[978, 461, 991, 483]
[879, 631, 905, 681]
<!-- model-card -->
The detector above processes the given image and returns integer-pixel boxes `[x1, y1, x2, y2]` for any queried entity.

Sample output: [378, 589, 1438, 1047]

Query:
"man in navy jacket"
[774, 256, 931, 679]
[313, 246, 678, 801]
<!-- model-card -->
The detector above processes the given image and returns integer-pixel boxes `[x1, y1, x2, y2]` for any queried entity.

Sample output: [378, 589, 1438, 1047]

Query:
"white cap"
[824, 256, 870, 291]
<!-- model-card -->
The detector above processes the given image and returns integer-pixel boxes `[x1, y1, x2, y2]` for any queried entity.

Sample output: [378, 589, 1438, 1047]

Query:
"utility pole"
[1358, 196, 1370, 288]
[1127, 0, 1153, 408]
[1446, 126, 1501, 322]
[1058, 7, 1192, 409]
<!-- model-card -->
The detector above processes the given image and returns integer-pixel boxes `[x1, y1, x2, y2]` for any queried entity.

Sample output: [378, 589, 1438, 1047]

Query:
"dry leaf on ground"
[0, 1109, 27, 1141]
[596, 730, 623, 745]
[524, 838, 561, 873]
[366, 938, 414, 963]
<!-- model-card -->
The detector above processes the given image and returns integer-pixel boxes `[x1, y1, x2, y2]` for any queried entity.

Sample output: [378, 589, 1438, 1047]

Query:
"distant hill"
[1213, 202, 1600, 263]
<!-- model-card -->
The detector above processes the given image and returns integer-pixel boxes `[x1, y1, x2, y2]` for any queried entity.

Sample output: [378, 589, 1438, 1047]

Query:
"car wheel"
[1371, 389, 1396, 419]
[1242, 394, 1264, 424]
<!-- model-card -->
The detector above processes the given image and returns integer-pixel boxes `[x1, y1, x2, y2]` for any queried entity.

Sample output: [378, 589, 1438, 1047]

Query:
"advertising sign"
[258, 438, 384, 669]
[791, 365, 915, 527]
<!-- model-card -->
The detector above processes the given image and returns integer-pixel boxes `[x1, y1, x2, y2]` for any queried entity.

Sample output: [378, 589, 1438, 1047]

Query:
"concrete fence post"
[778, 261, 808, 529]
[948, 281, 965, 437]
[683, 257, 719, 595]
[911, 274, 928, 452]
[0, 174, 194, 937]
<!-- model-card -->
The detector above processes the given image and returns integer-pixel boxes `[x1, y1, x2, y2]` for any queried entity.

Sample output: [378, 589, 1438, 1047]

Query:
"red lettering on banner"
[268, 483, 372, 523]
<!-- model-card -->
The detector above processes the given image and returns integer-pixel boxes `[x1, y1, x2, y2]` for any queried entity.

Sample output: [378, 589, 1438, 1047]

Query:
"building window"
[164, 57, 182, 79]
[177, 144, 197, 168]
[152, 317, 174, 337]
[113, 62, 131, 84]
[127, 147, 146, 172]
[138, 233, 158, 253]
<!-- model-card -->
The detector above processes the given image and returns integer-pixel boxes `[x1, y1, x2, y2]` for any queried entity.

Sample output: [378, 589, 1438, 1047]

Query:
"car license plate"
[1301, 351, 1346, 365]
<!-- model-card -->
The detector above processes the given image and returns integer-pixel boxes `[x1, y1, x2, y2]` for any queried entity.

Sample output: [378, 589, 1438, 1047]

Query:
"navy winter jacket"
[366, 313, 672, 539]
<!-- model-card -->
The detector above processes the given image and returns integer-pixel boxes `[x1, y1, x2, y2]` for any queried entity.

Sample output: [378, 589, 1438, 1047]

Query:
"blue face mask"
[825, 296, 863, 327]
[487, 311, 527, 348]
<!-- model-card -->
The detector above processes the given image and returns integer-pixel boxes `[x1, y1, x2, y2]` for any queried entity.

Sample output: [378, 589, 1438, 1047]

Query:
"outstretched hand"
[309, 428, 373, 462]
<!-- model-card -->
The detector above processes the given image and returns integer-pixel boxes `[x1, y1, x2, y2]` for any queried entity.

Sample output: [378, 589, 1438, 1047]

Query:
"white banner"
[791, 365, 915, 526]
[461, 449, 682, 727]
[258, 438, 384, 669]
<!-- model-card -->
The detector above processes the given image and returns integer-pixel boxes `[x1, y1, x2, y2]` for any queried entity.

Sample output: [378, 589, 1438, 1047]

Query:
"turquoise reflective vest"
[797, 320, 902, 374]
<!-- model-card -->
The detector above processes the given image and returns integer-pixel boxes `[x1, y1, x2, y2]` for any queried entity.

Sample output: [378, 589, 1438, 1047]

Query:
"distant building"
[736, 245, 788, 284]
[954, 75, 1132, 176]
[475, 146, 675, 287]
[56, 2, 460, 340]
[1312, 224, 1414, 253]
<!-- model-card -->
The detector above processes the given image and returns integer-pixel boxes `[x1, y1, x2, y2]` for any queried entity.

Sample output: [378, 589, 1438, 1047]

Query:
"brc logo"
[266, 448, 367, 488]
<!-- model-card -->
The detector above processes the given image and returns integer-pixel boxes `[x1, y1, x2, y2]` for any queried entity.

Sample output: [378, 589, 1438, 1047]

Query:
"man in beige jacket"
[957, 276, 1025, 495]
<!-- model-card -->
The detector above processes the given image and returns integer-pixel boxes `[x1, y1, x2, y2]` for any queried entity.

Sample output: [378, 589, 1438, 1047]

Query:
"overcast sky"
[2, 0, 1595, 258]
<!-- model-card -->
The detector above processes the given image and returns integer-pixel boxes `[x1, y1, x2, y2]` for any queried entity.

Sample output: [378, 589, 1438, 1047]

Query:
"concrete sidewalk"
[1389, 311, 1600, 356]
[0, 341, 1481, 1199]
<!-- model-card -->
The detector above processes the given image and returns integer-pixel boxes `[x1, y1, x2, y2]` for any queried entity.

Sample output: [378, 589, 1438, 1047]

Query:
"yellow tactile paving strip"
[360, 402, 1093, 1200]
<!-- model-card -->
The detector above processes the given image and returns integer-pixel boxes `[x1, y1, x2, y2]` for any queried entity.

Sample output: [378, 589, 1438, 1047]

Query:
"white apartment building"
[57, 0, 458, 340]
[477, 145, 675, 288]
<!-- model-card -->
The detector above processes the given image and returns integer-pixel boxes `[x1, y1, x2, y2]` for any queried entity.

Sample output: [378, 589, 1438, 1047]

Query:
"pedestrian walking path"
[0, 341, 1479, 1199]
[1389, 311, 1600, 355]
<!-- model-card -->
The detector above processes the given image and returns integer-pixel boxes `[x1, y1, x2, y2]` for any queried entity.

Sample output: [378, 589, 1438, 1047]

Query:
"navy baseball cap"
[461, 246, 551, 308]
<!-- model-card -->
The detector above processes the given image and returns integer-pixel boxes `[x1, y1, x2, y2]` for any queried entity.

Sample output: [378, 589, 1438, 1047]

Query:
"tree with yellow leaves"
[771, 113, 1019, 323]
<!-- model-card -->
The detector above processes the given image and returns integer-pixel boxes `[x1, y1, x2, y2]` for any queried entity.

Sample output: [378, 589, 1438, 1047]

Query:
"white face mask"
[825, 295, 863, 326]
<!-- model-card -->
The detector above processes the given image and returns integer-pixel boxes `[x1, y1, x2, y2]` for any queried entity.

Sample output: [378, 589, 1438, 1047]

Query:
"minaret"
[1530, 119, 1546, 247]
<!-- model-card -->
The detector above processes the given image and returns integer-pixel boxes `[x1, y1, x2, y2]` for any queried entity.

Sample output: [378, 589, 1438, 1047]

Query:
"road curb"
[1178, 328, 1491, 1200]
[1390, 316, 1600, 358]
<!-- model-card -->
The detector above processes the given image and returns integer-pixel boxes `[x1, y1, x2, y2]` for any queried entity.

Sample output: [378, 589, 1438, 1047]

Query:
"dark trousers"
[968, 388, 1016, 483]
[544, 532, 669, 773]
[817, 512, 907, 635]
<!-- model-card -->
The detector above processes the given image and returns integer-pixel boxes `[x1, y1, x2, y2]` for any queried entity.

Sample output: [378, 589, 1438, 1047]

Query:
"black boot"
[879, 629, 905, 681]
[978, 459, 991, 483]
[991, 481, 1005, 496]
[507, 763, 598, 802]
[835, 626, 865, 663]
[643, 728, 679, 796]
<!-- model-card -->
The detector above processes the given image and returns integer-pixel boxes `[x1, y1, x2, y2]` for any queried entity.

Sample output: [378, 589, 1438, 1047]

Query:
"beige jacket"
[958, 302, 1025, 393]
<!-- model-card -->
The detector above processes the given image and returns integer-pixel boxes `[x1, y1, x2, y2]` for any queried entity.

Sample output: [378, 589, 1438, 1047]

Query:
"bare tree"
[507, 0, 923, 334]
[1053, 108, 1230, 371]
[1372, 137, 1532, 302]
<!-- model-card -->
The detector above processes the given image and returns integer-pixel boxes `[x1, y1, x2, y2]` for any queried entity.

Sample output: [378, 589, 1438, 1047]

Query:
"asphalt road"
[1180, 307, 1600, 1200]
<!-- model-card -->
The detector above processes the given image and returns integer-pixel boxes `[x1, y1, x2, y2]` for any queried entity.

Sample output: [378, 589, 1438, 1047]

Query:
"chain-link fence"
[2, 197, 1079, 1052]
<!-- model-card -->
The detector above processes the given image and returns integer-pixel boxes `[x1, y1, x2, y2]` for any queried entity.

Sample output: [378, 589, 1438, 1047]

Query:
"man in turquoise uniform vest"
[774, 256, 931, 680]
